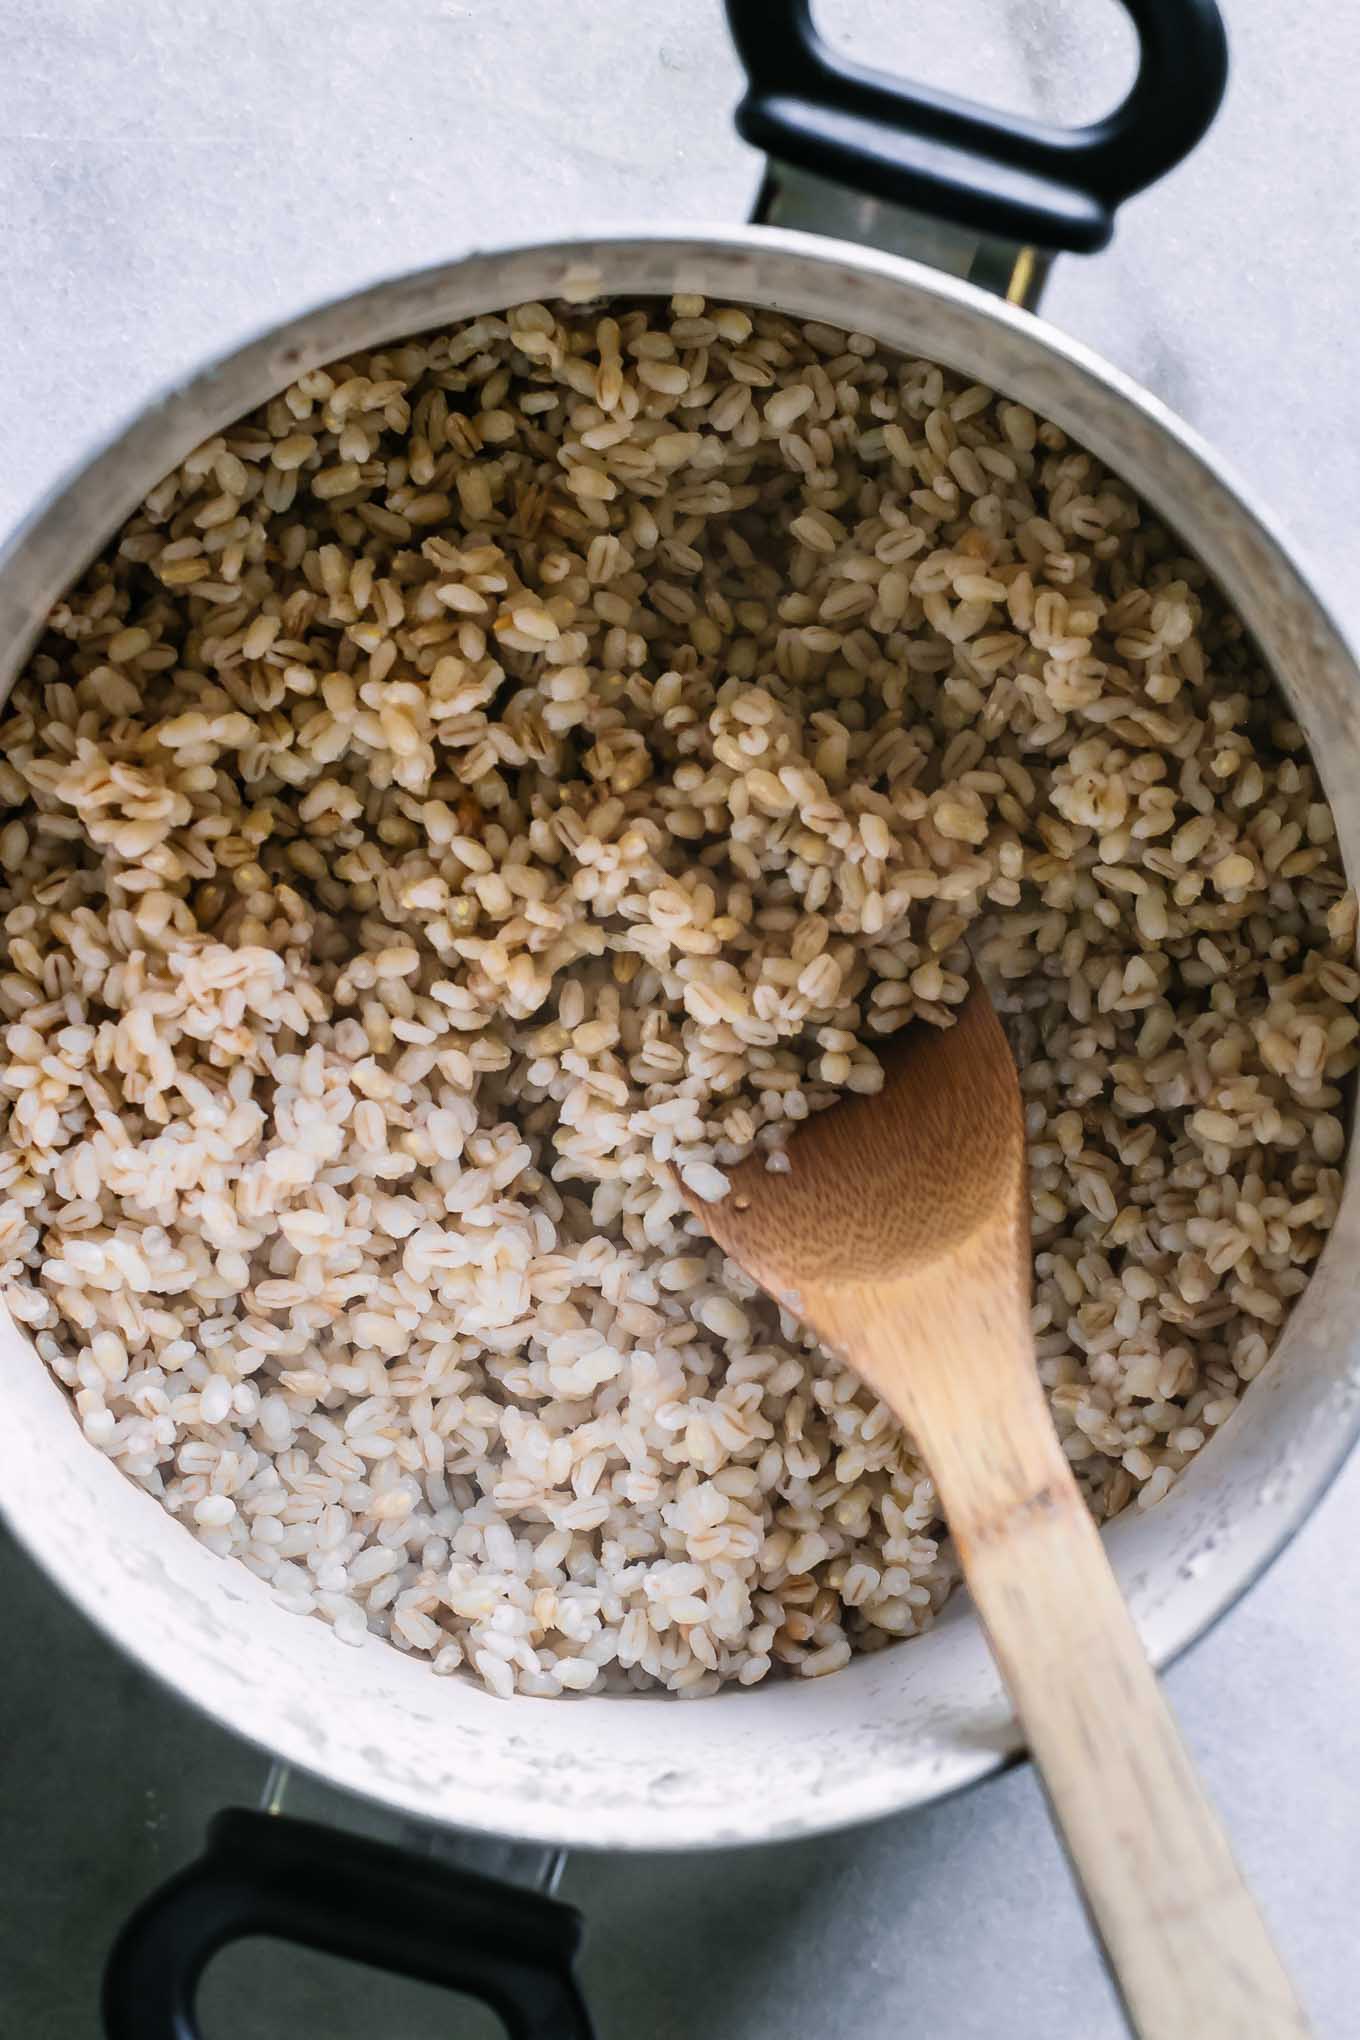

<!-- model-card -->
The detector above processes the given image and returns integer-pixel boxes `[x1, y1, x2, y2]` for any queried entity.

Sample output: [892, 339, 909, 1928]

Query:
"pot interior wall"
[1, 233, 1357, 1848]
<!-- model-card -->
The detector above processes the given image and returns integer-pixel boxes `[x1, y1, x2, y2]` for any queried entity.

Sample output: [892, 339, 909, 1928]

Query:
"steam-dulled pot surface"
[1, 230, 1357, 1850]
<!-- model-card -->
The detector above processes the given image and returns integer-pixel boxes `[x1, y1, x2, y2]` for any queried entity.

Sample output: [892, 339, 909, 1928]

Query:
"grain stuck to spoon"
[679, 982, 1309, 2040]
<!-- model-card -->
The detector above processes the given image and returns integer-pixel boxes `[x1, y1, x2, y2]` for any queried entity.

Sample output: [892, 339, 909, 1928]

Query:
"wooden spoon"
[678, 982, 1308, 2039]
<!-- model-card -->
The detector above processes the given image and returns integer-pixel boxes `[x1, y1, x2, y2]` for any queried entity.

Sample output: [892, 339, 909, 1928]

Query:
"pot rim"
[2, 220, 1358, 1851]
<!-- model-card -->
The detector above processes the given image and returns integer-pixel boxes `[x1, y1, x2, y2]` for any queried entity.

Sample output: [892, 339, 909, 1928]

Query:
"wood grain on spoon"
[678, 983, 1309, 2040]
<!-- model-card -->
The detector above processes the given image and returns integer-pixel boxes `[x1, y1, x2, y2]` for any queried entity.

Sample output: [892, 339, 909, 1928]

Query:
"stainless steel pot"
[3, 4, 1356, 2032]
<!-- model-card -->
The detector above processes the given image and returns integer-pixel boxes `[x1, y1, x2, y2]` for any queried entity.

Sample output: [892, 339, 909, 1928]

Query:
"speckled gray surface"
[2, 1, 1359, 2033]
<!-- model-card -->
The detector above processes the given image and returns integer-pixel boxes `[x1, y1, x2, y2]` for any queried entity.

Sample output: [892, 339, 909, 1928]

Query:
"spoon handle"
[906, 1320, 1310, 2039]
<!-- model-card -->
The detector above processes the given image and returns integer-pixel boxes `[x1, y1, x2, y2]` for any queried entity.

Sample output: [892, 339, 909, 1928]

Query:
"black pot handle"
[725, 0, 1228, 252]
[102, 1808, 595, 2040]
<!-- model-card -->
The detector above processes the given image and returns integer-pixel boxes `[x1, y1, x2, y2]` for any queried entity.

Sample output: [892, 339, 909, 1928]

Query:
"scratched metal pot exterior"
[1, 229, 1357, 1851]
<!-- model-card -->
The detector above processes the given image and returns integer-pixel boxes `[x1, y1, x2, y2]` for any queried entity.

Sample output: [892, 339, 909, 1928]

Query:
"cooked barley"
[0, 293, 1354, 1701]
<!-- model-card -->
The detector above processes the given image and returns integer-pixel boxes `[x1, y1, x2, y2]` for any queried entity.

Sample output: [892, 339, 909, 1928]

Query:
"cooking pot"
[3, 3, 1357, 2032]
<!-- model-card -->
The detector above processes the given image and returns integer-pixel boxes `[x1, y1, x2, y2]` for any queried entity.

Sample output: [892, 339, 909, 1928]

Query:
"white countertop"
[2, 3, 1358, 2033]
